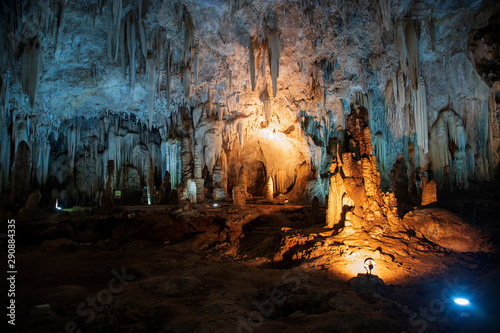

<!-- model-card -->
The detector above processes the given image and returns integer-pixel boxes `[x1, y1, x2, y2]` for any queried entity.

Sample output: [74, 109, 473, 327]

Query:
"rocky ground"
[1, 194, 500, 333]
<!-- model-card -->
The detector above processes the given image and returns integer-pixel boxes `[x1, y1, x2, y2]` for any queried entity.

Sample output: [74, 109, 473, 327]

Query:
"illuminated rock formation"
[0, 0, 498, 206]
[326, 107, 400, 233]
[232, 166, 247, 207]
[421, 179, 438, 206]
[264, 177, 273, 201]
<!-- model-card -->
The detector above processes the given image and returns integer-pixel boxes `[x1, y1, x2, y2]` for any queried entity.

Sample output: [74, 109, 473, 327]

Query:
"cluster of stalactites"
[429, 109, 469, 189]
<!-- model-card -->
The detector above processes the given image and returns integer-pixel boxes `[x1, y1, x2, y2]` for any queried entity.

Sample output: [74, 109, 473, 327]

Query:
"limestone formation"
[232, 166, 247, 207]
[326, 107, 401, 233]
[403, 208, 491, 252]
[0, 0, 497, 210]
[421, 180, 438, 206]
[101, 160, 116, 212]
[264, 177, 273, 201]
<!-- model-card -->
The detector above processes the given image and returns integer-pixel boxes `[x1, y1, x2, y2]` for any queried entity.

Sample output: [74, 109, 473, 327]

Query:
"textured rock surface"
[402, 208, 491, 252]
[326, 107, 400, 232]
[421, 179, 437, 206]
[0, 0, 499, 205]
[232, 165, 246, 207]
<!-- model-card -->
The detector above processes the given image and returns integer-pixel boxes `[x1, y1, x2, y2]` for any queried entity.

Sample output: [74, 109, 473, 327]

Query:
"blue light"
[454, 298, 470, 306]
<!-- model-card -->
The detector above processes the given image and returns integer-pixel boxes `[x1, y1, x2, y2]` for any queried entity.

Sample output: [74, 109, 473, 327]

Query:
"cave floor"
[6, 198, 500, 333]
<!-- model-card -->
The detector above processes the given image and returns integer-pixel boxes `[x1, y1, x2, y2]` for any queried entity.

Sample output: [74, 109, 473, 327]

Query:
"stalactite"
[53, 0, 67, 51]
[414, 76, 428, 164]
[395, 20, 407, 76]
[204, 130, 222, 173]
[183, 66, 191, 100]
[374, 131, 388, 182]
[34, 140, 51, 187]
[379, 0, 391, 32]
[404, 19, 419, 91]
[249, 37, 256, 91]
[138, 16, 147, 63]
[129, 16, 136, 88]
[184, 9, 195, 66]
[166, 39, 172, 110]
[267, 29, 280, 98]
[429, 110, 467, 188]
[397, 68, 406, 110]
[193, 48, 198, 87]
[113, 0, 122, 63]
[146, 53, 156, 130]
[429, 17, 436, 52]
[208, 87, 213, 116]
[67, 119, 81, 170]
[161, 140, 182, 189]
[21, 35, 42, 108]
[106, 0, 113, 61]
[120, 18, 126, 77]
[466, 144, 474, 179]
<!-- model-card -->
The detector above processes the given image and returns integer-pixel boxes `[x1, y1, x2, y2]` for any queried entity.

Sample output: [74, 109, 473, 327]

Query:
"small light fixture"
[55, 199, 62, 210]
[454, 298, 470, 306]
[364, 258, 375, 275]
[213, 202, 218, 208]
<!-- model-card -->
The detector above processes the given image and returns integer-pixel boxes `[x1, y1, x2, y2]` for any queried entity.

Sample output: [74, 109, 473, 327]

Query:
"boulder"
[402, 208, 491, 252]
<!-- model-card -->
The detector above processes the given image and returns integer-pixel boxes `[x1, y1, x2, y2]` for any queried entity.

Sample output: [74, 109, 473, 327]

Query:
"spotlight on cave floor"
[55, 199, 62, 210]
[454, 298, 471, 306]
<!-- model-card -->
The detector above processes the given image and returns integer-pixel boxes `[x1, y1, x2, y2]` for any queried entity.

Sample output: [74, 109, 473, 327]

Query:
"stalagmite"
[232, 166, 247, 207]
[264, 177, 273, 201]
[326, 107, 401, 231]
[326, 157, 344, 228]
[193, 140, 204, 202]
[421, 179, 437, 205]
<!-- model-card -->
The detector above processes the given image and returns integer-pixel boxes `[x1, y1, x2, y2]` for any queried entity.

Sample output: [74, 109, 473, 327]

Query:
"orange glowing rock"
[326, 107, 401, 234]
